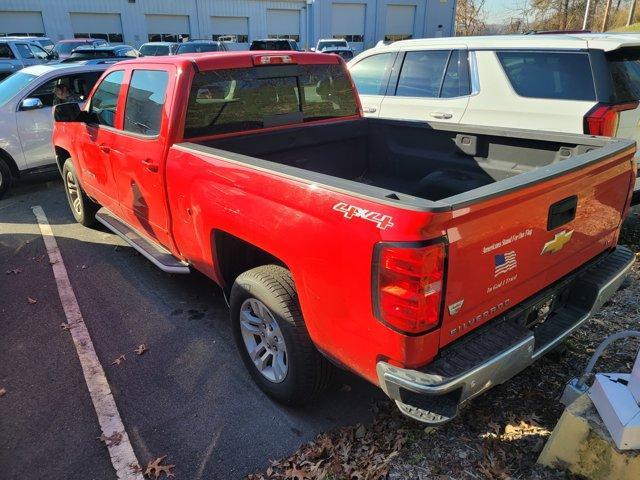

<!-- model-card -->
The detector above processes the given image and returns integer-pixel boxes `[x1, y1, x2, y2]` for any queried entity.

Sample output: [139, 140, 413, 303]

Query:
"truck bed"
[183, 118, 634, 210]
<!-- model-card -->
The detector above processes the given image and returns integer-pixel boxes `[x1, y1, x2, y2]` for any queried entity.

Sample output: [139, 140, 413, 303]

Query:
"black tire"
[62, 158, 99, 227]
[0, 158, 12, 200]
[230, 265, 334, 405]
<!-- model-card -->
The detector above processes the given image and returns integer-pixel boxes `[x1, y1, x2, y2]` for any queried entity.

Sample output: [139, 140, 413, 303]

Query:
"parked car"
[322, 48, 354, 61]
[175, 40, 228, 54]
[348, 33, 640, 202]
[60, 45, 139, 63]
[314, 38, 352, 53]
[0, 38, 54, 81]
[139, 42, 180, 56]
[0, 63, 106, 198]
[52, 51, 636, 424]
[4, 36, 56, 54]
[249, 39, 301, 51]
[54, 39, 108, 60]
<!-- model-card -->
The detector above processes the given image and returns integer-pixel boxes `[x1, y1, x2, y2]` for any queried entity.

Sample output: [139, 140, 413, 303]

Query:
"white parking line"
[32, 206, 144, 480]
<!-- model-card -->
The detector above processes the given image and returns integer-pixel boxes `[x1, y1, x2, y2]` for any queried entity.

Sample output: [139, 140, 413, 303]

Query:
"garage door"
[212, 16, 249, 44]
[70, 12, 123, 43]
[267, 9, 300, 41]
[385, 5, 415, 42]
[332, 3, 365, 46]
[0, 11, 44, 36]
[145, 14, 190, 42]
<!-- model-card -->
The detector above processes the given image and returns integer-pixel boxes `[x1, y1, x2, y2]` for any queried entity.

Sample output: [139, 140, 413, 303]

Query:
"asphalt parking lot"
[0, 177, 382, 479]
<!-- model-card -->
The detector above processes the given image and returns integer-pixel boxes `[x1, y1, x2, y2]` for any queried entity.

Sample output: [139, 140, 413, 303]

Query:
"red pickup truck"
[52, 51, 636, 424]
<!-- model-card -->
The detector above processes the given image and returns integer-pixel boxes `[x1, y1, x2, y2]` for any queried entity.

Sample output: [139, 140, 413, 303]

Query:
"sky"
[484, 0, 523, 24]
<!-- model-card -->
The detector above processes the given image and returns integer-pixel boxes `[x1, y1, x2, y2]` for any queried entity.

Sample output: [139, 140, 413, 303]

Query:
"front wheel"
[62, 158, 99, 227]
[230, 265, 334, 405]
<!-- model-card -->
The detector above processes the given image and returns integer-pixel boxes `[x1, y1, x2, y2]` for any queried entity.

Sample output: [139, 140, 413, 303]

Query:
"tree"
[456, 0, 488, 36]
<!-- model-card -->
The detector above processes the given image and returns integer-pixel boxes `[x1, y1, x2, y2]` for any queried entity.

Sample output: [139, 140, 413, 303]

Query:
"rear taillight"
[374, 242, 445, 335]
[584, 102, 638, 136]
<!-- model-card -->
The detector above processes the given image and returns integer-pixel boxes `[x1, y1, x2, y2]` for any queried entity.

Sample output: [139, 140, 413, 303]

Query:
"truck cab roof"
[113, 50, 342, 71]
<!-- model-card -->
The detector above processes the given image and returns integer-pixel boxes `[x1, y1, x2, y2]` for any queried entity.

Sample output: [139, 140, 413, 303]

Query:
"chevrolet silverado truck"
[52, 51, 637, 424]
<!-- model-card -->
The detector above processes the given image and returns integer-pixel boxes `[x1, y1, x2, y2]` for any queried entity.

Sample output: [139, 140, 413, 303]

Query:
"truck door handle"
[98, 144, 110, 154]
[429, 112, 453, 120]
[363, 106, 377, 113]
[141, 158, 158, 173]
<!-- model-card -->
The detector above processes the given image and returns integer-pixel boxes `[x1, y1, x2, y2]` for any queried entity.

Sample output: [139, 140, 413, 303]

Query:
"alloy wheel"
[239, 298, 288, 383]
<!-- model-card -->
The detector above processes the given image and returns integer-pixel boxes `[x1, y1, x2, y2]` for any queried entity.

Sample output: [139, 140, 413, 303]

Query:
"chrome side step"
[95, 208, 190, 274]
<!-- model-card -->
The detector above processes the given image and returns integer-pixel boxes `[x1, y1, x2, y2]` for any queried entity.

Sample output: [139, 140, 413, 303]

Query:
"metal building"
[0, 0, 456, 52]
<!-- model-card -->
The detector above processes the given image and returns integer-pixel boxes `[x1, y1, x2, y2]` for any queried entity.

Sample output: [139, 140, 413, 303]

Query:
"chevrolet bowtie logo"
[541, 230, 574, 255]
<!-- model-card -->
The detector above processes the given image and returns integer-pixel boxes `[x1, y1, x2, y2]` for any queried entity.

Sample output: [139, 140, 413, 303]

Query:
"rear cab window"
[497, 51, 596, 101]
[184, 63, 358, 138]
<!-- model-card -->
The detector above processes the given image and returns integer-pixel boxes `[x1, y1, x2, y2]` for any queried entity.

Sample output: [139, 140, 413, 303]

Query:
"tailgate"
[440, 145, 635, 347]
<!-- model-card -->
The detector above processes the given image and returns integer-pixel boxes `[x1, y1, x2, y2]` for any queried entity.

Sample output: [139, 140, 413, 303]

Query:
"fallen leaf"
[111, 354, 126, 366]
[5, 268, 22, 275]
[283, 466, 307, 480]
[27, 297, 37, 304]
[97, 431, 123, 447]
[60, 323, 72, 331]
[134, 344, 149, 356]
[145, 455, 175, 478]
[130, 463, 143, 473]
[0, 388, 6, 397]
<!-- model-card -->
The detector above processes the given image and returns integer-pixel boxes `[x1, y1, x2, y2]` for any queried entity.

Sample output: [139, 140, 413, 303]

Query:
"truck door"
[348, 51, 397, 118]
[110, 67, 173, 247]
[378, 48, 471, 123]
[76, 69, 126, 214]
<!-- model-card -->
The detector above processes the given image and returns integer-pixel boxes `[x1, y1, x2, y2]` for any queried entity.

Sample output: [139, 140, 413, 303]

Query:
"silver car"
[0, 63, 107, 198]
[0, 39, 54, 81]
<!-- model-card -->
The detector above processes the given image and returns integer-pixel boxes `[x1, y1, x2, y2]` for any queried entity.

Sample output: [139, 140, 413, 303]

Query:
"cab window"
[15, 44, 34, 59]
[89, 70, 125, 127]
[123, 70, 169, 136]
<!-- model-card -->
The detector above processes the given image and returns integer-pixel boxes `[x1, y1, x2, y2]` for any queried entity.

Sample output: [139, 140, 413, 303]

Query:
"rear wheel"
[62, 158, 99, 227]
[0, 158, 13, 200]
[230, 265, 334, 405]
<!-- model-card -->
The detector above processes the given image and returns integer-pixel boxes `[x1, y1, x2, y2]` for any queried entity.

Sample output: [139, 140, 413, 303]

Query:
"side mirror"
[53, 102, 82, 122]
[20, 98, 44, 111]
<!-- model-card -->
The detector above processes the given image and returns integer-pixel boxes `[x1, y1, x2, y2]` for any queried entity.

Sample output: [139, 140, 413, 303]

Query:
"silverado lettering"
[52, 51, 636, 424]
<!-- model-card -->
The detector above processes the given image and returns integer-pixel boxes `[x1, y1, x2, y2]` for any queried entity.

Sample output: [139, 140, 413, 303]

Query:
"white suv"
[348, 34, 640, 146]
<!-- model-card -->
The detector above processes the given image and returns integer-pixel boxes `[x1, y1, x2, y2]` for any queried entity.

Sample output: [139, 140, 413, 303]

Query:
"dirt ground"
[250, 209, 640, 480]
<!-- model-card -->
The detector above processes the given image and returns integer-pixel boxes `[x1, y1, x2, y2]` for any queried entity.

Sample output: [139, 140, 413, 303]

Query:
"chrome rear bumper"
[377, 246, 635, 424]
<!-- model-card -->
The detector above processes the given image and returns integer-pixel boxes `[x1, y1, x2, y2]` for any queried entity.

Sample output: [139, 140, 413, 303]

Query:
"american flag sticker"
[494, 251, 517, 277]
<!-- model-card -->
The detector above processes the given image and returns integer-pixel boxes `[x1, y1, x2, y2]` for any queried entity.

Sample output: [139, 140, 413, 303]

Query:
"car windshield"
[318, 41, 346, 50]
[55, 42, 85, 55]
[177, 43, 220, 54]
[68, 50, 115, 60]
[250, 41, 291, 51]
[140, 44, 170, 56]
[607, 48, 640, 102]
[0, 72, 37, 107]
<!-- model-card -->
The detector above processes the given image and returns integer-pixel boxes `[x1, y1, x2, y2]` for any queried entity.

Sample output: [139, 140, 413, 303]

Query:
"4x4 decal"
[333, 202, 394, 230]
